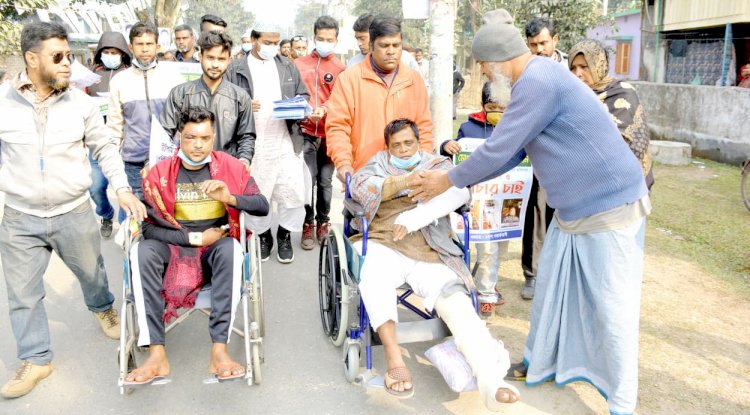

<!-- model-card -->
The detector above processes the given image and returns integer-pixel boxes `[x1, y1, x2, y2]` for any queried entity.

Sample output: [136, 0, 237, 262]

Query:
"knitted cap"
[472, 9, 529, 62]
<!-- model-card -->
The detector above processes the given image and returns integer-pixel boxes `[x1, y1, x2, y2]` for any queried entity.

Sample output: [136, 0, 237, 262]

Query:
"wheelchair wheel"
[318, 229, 349, 346]
[251, 342, 262, 385]
[249, 235, 265, 340]
[344, 344, 360, 383]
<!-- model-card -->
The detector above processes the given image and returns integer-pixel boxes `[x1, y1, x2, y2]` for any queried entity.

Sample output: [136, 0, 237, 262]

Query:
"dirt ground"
[481, 162, 750, 415]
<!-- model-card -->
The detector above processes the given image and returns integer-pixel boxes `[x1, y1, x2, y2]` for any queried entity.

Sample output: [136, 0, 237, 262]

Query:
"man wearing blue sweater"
[407, 9, 649, 415]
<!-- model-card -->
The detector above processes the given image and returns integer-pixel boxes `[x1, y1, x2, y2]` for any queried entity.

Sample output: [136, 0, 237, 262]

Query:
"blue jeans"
[0, 201, 115, 365]
[118, 161, 145, 222]
[88, 153, 115, 220]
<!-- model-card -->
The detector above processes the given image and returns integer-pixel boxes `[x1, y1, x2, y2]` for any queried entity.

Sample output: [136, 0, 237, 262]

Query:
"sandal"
[211, 364, 246, 382]
[384, 366, 414, 399]
[505, 362, 527, 381]
[123, 367, 170, 387]
[479, 302, 496, 317]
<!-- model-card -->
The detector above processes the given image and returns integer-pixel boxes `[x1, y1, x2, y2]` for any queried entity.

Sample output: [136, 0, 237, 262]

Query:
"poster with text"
[451, 138, 533, 243]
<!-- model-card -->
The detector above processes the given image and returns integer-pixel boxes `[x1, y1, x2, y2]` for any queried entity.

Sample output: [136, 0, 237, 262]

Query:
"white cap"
[253, 20, 282, 34]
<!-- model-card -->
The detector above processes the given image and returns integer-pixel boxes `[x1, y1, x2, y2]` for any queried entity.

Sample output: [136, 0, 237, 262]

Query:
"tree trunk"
[154, 0, 182, 28]
[429, 0, 455, 148]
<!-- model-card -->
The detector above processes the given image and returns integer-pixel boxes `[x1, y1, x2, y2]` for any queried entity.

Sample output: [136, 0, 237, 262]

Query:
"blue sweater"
[448, 57, 647, 221]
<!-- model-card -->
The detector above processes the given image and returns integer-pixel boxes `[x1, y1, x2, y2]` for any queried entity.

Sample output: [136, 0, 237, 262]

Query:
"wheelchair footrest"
[394, 319, 451, 344]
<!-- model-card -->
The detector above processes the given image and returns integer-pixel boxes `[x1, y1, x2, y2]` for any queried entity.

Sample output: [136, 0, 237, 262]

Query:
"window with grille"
[616, 41, 631, 74]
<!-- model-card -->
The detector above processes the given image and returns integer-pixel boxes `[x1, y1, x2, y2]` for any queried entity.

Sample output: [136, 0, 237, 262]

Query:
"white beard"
[489, 68, 512, 107]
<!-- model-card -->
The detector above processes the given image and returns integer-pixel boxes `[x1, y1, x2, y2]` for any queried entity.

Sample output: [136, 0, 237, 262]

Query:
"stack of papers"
[272, 96, 312, 120]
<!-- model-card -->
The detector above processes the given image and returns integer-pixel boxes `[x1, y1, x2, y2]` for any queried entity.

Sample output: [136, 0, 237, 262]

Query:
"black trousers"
[134, 237, 239, 345]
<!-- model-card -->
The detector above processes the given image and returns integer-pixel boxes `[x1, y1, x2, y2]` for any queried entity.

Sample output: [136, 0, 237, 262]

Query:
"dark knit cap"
[472, 9, 529, 62]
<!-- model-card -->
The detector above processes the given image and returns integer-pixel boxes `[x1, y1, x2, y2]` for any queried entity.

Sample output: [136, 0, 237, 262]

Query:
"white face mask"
[258, 44, 279, 61]
[241, 43, 253, 53]
[101, 53, 122, 69]
[315, 41, 335, 58]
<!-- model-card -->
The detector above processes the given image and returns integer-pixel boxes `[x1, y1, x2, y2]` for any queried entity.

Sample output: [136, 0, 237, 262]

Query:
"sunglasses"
[49, 51, 75, 64]
[291, 36, 307, 42]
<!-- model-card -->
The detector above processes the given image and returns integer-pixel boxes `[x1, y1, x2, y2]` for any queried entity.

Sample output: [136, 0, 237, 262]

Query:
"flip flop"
[209, 366, 246, 383]
[384, 366, 414, 399]
[123, 367, 171, 387]
[505, 362, 527, 381]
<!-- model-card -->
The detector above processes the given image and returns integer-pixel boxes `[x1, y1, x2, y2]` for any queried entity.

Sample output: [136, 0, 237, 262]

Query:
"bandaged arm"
[394, 186, 470, 233]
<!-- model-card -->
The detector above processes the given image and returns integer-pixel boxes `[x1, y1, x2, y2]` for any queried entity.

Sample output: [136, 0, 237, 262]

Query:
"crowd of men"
[0, 9, 652, 415]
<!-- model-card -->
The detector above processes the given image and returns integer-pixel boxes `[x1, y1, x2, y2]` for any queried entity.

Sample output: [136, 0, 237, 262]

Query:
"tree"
[0, 0, 55, 55]
[153, 0, 182, 29]
[294, 2, 326, 39]
[353, 0, 429, 50]
[182, 0, 255, 45]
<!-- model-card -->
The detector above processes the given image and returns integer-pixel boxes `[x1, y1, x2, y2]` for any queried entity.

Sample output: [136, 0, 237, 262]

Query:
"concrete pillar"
[651, 141, 692, 165]
[429, 0, 455, 150]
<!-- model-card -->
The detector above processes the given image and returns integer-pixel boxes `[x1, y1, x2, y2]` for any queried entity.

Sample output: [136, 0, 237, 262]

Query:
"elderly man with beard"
[0, 22, 146, 399]
[407, 9, 650, 415]
[160, 31, 255, 169]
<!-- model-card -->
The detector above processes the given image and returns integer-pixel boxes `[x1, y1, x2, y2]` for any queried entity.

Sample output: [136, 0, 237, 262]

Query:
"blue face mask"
[178, 148, 211, 167]
[389, 152, 421, 170]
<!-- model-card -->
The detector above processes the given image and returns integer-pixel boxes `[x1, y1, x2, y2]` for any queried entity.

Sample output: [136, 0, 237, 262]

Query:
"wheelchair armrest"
[343, 198, 366, 218]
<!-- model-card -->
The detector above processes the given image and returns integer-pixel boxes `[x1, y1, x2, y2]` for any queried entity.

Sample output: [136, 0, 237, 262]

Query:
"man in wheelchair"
[124, 107, 269, 385]
[349, 118, 520, 408]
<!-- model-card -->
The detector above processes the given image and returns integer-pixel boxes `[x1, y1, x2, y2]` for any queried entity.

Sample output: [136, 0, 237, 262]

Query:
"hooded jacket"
[224, 54, 310, 155]
[87, 31, 132, 98]
[294, 50, 345, 139]
[439, 111, 494, 156]
[325, 55, 433, 171]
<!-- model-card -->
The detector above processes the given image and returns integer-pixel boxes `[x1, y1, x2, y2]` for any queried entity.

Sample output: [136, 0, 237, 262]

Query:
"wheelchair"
[318, 175, 476, 386]
[117, 214, 265, 394]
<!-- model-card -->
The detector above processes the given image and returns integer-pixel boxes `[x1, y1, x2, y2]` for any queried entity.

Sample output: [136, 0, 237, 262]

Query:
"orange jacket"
[325, 55, 433, 171]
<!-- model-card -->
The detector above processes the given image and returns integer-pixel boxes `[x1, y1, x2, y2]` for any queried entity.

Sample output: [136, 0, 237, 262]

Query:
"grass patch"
[646, 159, 750, 297]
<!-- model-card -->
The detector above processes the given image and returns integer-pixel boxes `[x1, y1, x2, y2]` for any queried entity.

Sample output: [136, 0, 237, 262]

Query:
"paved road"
[0, 191, 597, 415]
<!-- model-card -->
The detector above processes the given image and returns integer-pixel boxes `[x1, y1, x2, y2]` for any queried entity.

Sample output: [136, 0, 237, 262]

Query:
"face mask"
[258, 44, 279, 61]
[486, 111, 503, 126]
[293, 49, 306, 58]
[101, 54, 121, 69]
[389, 152, 421, 170]
[178, 148, 212, 167]
[315, 41, 335, 58]
[241, 43, 253, 53]
[132, 58, 157, 71]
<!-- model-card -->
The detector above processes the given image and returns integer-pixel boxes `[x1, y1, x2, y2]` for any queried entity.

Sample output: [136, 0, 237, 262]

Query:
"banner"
[451, 138, 533, 243]
[148, 115, 177, 167]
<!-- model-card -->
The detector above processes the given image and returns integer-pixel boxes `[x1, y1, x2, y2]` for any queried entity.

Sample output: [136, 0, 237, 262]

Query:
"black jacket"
[159, 78, 256, 163]
[224, 54, 310, 154]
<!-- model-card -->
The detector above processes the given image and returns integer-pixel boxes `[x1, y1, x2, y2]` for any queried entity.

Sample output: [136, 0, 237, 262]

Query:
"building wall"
[632, 81, 750, 164]
[587, 11, 642, 80]
[663, 0, 750, 31]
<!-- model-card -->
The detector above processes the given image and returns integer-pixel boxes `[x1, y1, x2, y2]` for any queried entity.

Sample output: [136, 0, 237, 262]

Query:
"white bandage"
[394, 186, 470, 233]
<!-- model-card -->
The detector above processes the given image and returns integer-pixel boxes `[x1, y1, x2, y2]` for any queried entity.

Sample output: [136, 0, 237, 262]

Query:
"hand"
[251, 100, 261, 112]
[201, 180, 232, 204]
[240, 159, 251, 173]
[406, 169, 453, 203]
[336, 165, 354, 184]
[392, 224, 408, 241]
[309, 107, 326, 122]
[201, 227, 227, 246]
[443, 140, 462, 155]
[118, 191, 147, 222]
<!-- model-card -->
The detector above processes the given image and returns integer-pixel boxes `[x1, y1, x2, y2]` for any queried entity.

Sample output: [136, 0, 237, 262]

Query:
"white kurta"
[245, 54, 308, 233]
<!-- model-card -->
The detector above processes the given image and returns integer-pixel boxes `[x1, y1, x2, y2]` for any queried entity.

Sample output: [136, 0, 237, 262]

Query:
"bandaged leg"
[434, 292, 518, 411]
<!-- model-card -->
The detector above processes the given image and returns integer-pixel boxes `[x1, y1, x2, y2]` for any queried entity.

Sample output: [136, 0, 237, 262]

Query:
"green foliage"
[353, 0, 429, 49]
[459, 0, 613, 56]
[294, 3, 326, 39]
[182, 0, 255, 45]
[0, 0, 55, 55]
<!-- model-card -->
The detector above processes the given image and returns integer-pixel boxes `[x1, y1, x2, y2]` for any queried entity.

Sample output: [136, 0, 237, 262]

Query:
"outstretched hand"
[406, 169, 453, 203]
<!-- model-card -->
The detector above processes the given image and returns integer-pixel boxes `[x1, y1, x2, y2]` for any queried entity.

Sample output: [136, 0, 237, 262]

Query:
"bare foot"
[125, 345, 170, 384]
[208, 343, 245, 380]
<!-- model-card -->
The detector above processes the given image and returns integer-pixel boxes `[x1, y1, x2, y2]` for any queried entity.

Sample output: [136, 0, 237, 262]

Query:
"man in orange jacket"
[294, 16, 345, 250]
[326, 15, 433, 181]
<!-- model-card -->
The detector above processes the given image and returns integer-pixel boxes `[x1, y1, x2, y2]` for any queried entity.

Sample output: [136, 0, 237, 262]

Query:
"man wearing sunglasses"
[0, 22, 146, 399]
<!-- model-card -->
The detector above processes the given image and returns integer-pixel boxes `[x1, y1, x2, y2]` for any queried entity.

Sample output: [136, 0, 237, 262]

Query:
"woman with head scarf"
[569, 39, 654, 189]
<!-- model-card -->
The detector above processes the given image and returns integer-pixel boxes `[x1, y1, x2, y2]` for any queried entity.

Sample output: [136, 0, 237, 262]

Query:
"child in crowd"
[440, 82, 508, 317]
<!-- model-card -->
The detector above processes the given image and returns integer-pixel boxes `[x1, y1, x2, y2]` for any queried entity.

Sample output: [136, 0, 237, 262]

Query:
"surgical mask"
[486, 111, 503, 126]
[241, 43, 253, 53]
[293, 49, 306, 58]
[132, 58, 157, 71]
[389, 152, 421, 170]
[315, 41, 335, 58]
[178, 148, 212, 167]
[101, 54, 121, 69]
[258, 44, 279, 61]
